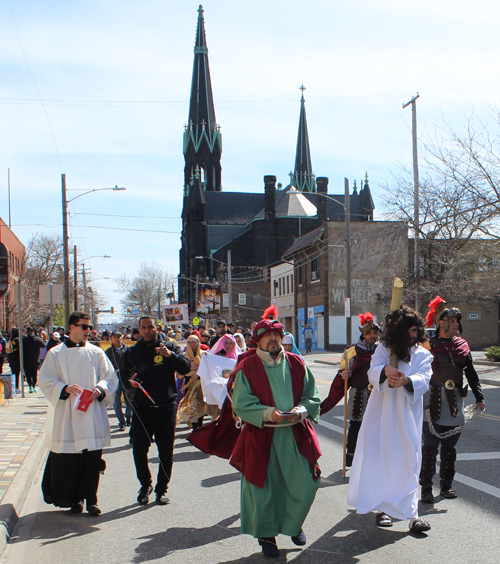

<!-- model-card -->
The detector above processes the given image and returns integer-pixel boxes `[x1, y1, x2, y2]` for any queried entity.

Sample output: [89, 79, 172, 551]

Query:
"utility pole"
[345, 178, 352, 347]
[82, 265, 87, 311]
[403, 94, 420, 312]
[227, 249, 233, 323]
[73, 245, 78, 312]
[61, 173, 70, 325]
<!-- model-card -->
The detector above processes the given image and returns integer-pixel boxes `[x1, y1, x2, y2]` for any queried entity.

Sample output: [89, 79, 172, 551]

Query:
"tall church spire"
[183, 5, 222, 192]
[292, 85, 316, 193]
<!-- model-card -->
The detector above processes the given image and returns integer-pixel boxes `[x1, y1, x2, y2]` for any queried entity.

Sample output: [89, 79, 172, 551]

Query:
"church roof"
[184, 5, 222, 157]
[204, 191, 264, 225]
[291, 86, 316, 193]
[254, 186, 318, 219]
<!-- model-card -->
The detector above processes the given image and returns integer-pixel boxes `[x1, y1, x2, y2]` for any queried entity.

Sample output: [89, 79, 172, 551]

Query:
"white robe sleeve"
[367, 343, 390, 393]
[39, 347, 69, 408]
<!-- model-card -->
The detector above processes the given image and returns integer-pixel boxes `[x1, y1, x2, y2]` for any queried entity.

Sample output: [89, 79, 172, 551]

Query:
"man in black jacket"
[123, 315, 191, 505]
[23, 327, 46, 393]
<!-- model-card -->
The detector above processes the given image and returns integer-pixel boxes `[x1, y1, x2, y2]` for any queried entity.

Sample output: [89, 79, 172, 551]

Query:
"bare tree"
[382, 110, 500, 304]
[118, 262, 175, 316]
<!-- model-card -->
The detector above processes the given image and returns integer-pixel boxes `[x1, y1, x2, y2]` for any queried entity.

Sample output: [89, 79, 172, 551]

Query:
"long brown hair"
[381, 305, 428, 363]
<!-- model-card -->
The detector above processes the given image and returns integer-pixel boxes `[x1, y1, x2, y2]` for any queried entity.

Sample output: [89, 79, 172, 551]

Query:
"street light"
[62, 173, 125, 324]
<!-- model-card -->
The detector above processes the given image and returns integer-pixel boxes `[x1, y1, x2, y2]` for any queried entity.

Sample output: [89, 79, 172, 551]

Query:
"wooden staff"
[389, 277, 404, 369]
[342, 348, 349, 478]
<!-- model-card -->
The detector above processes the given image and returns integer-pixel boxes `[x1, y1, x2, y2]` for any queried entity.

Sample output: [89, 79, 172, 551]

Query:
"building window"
[253, 294, 261, 308]
[311, 257, 320, 281]
[291, 274, 294, 289]
[298, 266, 303, 286]
[279, 278, 282, 296]
[238, 293, 246, 305]
[286, 276, 290, 295]
[273, 280, 277, 297]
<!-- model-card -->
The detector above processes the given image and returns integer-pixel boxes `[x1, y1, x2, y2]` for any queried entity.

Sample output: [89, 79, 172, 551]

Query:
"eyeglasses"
[75, 323, 91, 330]
[201, 334, 209, 338]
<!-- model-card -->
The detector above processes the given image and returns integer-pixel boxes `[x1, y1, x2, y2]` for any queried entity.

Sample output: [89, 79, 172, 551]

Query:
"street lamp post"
[61, 173, 125, 324]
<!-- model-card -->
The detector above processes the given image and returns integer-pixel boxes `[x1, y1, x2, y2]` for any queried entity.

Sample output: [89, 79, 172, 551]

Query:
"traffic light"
[110, 307, 114, 314]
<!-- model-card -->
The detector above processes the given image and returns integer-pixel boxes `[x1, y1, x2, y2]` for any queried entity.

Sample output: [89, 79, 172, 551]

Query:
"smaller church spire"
[292, 86, 316, 193]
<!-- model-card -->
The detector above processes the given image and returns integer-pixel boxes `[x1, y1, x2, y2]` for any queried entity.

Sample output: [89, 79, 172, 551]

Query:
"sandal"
[376, 512, 393, 527]
[420, 488, 435, 503]
[409, 518, 431, 533]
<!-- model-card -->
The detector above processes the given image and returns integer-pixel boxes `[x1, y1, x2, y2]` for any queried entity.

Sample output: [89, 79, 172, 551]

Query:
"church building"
[179, 6, 375, 324]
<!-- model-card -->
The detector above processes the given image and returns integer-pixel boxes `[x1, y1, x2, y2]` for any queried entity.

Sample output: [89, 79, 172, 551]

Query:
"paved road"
[1, 359, 499, 564]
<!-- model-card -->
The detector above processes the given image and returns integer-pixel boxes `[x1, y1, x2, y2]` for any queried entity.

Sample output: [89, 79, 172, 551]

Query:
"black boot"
[258, 537, 279, 557]
[440, 446, 457, 497]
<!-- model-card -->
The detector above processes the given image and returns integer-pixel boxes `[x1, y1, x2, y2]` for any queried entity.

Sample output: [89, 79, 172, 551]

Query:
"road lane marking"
[320, 420, 500, 499]
[480, 413, 500, 422]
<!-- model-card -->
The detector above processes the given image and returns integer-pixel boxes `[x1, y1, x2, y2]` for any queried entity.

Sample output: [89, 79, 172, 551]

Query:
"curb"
[314, 360, 339, 366]
[0, 432, 48, 557]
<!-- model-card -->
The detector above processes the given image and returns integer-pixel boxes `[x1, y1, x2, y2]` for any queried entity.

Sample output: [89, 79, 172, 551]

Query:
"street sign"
[14, 284, 25, 306]
[192, 316, 200, 326]
[39, 284, 64, 305]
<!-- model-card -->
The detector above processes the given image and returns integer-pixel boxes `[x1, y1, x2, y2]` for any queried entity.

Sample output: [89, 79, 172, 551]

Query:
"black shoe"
[119, 425, 126, 431]
[346, 453, 354, 467]
[126, 420, 131, 426]
[376, 512, 393, 527]
[70, 501, 83, 513]
[258, 537, 279, 557]
[291, 529, 306, 546]
[87, 504, 101, 516]
[137, 485, 153, 505]
[409, 518, 431, 533]
[156, 494, 170, 505]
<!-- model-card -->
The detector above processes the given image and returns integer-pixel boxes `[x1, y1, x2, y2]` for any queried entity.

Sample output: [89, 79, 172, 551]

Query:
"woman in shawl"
[234, 333, 247, 353]
[202, 334, 243, 419]
[282, 332, 303, 358]
[177, 335, 206, 428]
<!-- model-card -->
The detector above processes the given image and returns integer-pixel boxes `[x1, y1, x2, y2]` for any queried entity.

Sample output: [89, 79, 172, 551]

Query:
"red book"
[74, 389, 93, 412]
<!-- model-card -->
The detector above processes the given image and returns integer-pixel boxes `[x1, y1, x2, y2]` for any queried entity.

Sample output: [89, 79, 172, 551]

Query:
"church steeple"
[292, 85, 316, 193]
[183, 5, 222, 192]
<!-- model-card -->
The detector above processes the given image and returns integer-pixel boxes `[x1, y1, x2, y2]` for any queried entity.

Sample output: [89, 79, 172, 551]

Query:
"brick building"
[0, 218, 25, 330]
[283, 221, 408, 350]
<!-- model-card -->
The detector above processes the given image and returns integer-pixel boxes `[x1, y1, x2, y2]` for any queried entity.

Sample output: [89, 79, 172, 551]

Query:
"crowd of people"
[1, 297, 486, 558]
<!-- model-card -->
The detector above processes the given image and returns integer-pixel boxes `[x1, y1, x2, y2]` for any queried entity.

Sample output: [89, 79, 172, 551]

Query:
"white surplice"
[347, 342, 432, 520]
[39, 343, 118, 454]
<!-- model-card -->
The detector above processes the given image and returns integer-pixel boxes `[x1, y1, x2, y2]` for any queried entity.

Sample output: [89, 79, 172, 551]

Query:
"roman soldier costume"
[420, 296, 485, 502]
[320, 312, 380, 466]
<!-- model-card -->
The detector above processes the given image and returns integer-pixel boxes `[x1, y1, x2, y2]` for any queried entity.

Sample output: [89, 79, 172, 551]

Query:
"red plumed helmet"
[358, 312, 374, 327]
[261, 304, 279, 320]
[426, 296, 445, 327]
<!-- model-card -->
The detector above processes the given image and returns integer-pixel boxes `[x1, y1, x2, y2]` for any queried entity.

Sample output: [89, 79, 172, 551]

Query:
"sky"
[0, 0, 498, 325]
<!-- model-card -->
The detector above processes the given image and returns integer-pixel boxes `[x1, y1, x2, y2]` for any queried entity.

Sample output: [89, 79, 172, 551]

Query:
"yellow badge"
[154, 355, 163, 364]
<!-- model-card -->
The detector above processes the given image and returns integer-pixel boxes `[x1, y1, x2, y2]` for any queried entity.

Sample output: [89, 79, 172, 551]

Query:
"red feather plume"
[426, 296, 445, 327]
[358, 311, 374, 326]
[262, 304, 279, 320]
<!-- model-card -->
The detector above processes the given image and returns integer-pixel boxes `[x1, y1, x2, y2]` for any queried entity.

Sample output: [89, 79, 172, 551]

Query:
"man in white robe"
[39, 312, 117, 515]
[347, 305, 433, 534]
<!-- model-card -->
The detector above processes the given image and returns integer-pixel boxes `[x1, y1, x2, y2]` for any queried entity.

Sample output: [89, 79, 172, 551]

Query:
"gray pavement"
[0, 350, 499, 563]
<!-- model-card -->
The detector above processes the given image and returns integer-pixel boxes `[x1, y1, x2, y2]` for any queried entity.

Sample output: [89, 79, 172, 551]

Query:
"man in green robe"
[231, 309, 321, 557]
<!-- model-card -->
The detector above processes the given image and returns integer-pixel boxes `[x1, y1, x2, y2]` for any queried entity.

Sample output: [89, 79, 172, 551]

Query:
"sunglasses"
[75, 323, 91, 330]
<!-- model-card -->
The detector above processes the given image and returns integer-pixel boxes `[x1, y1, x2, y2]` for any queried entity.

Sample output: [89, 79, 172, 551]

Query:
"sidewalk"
[0, 387, 48, 556]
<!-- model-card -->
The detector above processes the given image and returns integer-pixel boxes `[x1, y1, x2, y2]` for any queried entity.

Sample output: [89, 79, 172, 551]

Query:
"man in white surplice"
[39, 312, 117, 516]
[347, 305, 433, 534]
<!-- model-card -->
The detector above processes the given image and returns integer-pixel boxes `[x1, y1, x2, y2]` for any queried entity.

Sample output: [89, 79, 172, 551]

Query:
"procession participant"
[347, 305, 433, 534]
[420, 297, 485, 502]
[39, 312, 117, 516]
[231, 305, 321, 557]
[320, 312, 380, 466]
[177, 335, 206, 428]
[282, 332, 302, 357]
[123, 315, 191, 505]
[105, 330, 131, 431]
[209, 320, 227, 348]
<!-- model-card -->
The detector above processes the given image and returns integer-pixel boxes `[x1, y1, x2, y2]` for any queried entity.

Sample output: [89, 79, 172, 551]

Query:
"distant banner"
[161, 304, 189, 325]
[197, 283, 221, 318]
